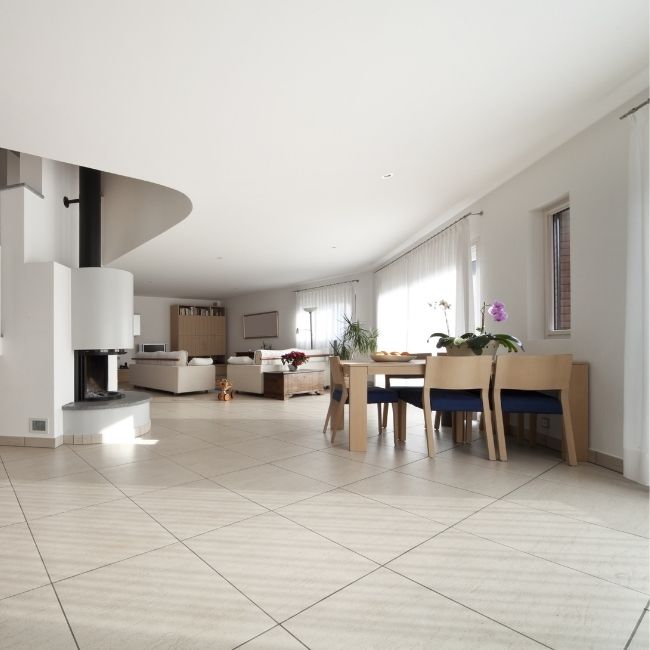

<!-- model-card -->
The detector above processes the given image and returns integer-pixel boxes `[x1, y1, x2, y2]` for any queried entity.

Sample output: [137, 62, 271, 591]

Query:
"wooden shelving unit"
[170, 304, 226, 358]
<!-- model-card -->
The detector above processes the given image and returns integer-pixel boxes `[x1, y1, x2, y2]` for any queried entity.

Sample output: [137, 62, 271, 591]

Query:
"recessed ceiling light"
[382, 172, 394, 179]
[331, 245, 337, 249]
[216, 256, 223, 260]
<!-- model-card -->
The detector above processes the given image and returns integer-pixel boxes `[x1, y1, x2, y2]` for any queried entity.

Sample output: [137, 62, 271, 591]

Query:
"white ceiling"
[0, 1, 647, 298]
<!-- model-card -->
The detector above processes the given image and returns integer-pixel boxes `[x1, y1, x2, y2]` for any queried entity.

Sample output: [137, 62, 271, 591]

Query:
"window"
[471, 241, 480, 330]
[375, 219, 473, 351]
[295, 282, 356, 350]
[546, 203, 571, 334]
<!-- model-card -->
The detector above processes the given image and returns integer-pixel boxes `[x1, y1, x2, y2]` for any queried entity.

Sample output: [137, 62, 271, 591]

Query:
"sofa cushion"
[132, 350, 188, 366]
[189, 357, 214, 366]
[227, 356, 254, 365]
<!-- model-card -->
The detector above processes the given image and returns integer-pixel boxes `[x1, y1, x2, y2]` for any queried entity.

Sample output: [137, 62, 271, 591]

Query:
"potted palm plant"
[330, 315, 378, 360]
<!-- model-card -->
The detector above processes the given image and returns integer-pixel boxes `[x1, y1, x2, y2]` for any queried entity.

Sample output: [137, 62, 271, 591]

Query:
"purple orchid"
[488, 301, 508, 322]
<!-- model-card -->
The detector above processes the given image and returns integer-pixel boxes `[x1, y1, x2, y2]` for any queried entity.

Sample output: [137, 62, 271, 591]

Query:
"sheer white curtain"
[375, 219, 472, 351]
[623, 108, 649, 486]
[295, 282, 356, 350]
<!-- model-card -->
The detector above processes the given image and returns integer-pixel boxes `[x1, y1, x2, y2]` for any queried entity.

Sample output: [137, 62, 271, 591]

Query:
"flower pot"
[288, 364, 297, 372]
[445, 340, 499, 358]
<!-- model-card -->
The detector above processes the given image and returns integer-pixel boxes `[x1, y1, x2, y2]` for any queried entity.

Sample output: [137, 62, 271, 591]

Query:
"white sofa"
[130, 350, 215, 394]
[227, 348, 330, 395]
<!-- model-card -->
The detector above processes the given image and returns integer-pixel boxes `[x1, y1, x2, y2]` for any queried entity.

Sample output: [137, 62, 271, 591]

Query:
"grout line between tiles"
[624, 605, 649, 649]
[0, 455, 81, 649]
[383, 565, 553, 649]
[65, 445, 283, 627]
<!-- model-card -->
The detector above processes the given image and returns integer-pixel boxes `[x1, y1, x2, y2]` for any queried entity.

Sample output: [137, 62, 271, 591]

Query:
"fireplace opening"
[75, 350, 125, 402]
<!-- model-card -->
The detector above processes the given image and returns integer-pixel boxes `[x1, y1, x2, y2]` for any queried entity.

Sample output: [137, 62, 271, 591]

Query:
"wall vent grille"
[29, 418, 48, 433]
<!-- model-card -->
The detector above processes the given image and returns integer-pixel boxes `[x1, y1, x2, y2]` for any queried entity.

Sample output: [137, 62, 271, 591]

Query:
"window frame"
[544, 201, 571, 338]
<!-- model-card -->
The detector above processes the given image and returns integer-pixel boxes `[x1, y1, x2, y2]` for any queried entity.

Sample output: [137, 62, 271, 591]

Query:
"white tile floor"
[0, 390, 648, 649]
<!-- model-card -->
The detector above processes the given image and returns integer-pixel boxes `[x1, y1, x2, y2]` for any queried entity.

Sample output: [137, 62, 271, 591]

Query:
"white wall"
[224, 271, 375, 356]
[433, 92, 647, 461]
[121, 295, 221, 365]
[102, 172, 192, 264]
[0, 182, 75, 440]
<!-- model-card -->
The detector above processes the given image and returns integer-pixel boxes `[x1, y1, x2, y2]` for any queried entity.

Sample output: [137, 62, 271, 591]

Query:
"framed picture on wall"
[242, 311, 279, 339]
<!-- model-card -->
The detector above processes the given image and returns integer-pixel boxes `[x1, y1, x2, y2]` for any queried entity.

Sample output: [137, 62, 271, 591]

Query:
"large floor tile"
[186, 512, 377, 621]
[0, 522, 50, 599]
[397, 456, 532, 498]
[100, 457, 203, 495]
[0, 486, 25, 527]
[389, 528, 648, 649]
[132, 479, 265, 539]
[222, 437, 313, 462]
[346, 470, 494, 525]
[169, 446, 264, 477]
[505, 475, 650, 537]
[285, 568, 542, 649]
[238, 626, 305, 649]
[274, 450, 385, 487]
[72, 441, 160, 469]
[0, 445, 71, 463]
[56, 544, 273, 649]
[541, 462, 647, 493]
[0, 585, 76, 649]
[138, 430, 215, 457]
[4, 449, 91, 482]
[279, 490, 444, 563]
[324, 441, 426, 469]
[458, 500, 650, 594]
[440, 439, 562, 477]
[214, 463, 332, 509]
[29, 498, 175, 581]
[12, 469, 122, 520]
[270, 428, 335, 450]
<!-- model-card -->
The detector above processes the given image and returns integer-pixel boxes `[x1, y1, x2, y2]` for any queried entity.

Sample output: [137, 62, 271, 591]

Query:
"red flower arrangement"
[281, 350, 309, 368]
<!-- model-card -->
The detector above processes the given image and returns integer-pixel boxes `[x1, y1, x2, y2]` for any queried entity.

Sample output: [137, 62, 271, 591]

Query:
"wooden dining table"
[341, 359, 425, 452]
[339, 358, 589, 458]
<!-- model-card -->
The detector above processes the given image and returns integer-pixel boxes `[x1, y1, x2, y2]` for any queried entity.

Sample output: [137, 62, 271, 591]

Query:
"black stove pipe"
[79, 167, 101, 267]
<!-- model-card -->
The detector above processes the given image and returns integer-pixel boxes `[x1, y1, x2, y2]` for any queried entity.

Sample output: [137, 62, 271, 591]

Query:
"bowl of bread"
[371, 351, 417, 362]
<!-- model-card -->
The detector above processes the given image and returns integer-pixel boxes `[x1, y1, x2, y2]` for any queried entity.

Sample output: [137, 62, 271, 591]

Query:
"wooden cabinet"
[263, 369, 325, 400]
[170, 304, 226, 359]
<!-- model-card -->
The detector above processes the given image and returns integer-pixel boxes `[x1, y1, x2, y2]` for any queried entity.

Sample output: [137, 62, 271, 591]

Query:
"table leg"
[348, 366, 368, 452]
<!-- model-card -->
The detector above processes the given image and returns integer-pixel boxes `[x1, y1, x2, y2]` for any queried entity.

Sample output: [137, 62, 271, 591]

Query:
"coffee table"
[263, 368, 325, 400]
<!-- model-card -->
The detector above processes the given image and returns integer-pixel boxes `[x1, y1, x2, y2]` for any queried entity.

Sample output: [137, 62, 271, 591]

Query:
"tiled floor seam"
[231, 624, 311, 650]
[0, 456, 81, 649]
[68, 447, 286, 628]
[624, 606, 649, 649]
[456, 527, 650, 597]
[383, 564, 554, 649]
[11, 495, 126, 525]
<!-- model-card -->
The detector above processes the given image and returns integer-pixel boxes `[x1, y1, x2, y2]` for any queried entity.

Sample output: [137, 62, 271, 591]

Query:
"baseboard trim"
[587, 449, 623, 473]
[0, 435, 63, 448]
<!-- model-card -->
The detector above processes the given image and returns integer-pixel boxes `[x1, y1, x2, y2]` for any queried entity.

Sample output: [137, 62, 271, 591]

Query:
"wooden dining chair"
[322, 356, 401, 444]
[396, 355, 497, 459]
[493, 354, 576, 464]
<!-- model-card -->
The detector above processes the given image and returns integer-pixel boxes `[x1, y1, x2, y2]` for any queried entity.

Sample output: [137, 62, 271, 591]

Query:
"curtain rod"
[294, 279, 359, 293]
[375, 211, 482, 273]
[620, 98, 649, 120]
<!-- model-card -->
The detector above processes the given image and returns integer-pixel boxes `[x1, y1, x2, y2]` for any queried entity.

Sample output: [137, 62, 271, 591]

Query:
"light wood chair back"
[494, 354, 572, 392]
[423, 355, 493, 392]
[413, 355, 496, 459]
[329, 355, 345, 388]
[492, 354, 576, 465]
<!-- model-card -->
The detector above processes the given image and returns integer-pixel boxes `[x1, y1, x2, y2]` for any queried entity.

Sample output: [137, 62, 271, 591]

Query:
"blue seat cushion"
[332, 386, 399, 404]
[499, 390, 562, 414]
[397, 387, 484, 412]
